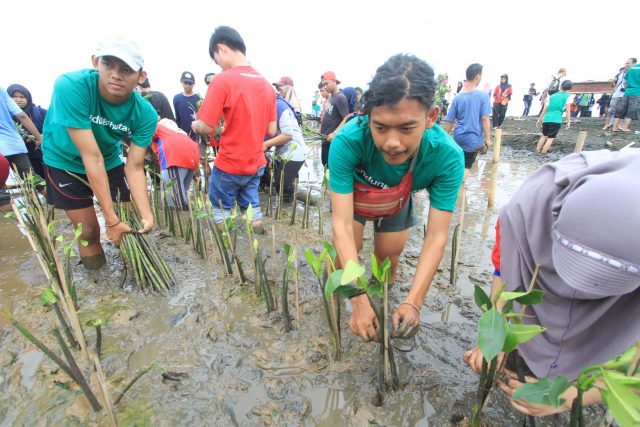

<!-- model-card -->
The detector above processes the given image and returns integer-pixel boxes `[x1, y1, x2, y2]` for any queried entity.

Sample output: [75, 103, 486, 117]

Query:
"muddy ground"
[0, 117, 635, 426]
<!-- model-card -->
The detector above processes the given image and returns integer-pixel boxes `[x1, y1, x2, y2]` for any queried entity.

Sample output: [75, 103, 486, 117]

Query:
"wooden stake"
[574, 130, 587, 153]
[492, 128, 502, 163]
[487, 162, 499, 208]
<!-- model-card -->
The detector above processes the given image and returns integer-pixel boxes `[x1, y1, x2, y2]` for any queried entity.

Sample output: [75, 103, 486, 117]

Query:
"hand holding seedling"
[391, 302, 420, 339]
[106, 220, 133, 247]
[464, 347, 505, 375]
[498, 370, 577, 417]
[350, 294, 380, 342]
[138, 215, 154, 234]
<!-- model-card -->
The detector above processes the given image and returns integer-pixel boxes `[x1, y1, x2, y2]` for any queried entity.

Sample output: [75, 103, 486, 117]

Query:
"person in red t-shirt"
[151, 119, 200, 209]
[192, 26, 276, 233]
[492, 74, 512, 128]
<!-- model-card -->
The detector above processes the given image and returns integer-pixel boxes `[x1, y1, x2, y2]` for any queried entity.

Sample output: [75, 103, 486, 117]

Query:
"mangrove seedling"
[305, 243, 342, 359]
[324, 255, 400, 400]
[219, 201, 247, 284]
[318, 168, 329, 236]
[280, 243, 297, 332]
[471, 282, 546, 426]
[290, 178, 299, 226]
[243, 204, 274, 312]
[513, 342, 640, 427]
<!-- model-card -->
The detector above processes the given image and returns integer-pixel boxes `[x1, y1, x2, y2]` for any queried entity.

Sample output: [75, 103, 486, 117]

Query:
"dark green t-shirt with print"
[328, 116, 464, 212]
[42, 69, 158, 174]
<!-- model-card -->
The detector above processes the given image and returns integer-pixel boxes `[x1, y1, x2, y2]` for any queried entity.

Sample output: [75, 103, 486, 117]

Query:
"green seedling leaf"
[48, 223, 55, 234]
[477, 308, 507, 362]
[56, 235, 64, 243]
[500, 289, 544, 306]
[322, 241, 336, 263]
[602, 370, 640, 391]
[74, 223, 83, 239]
[86, 318, 103, 328]
[371, 253, 380, 282]
[473, 285, 493, 312]
[502, 323, 546, 352]
[166, 181, 174, 189]
[286, 245, 296, 265]
[304, 249, 322, 278]
[4, 211, 14, 218]
[194, 212, 208, 220]
[600, 369, 640, 427]
[246, 204, 254, 222]
[324, 270, 344, 300]
[335, 283, 365, 299]
[341, 260, 364, 286]
[79, 240, 88, 247]
[512, 376, 572, 407]
[40, 289, 57, 307]
[252, 239, 259, 251]
[603, 345, 638, 374]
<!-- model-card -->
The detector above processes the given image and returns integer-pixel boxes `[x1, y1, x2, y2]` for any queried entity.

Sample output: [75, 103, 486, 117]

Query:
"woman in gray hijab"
[465, 149, 640, 417]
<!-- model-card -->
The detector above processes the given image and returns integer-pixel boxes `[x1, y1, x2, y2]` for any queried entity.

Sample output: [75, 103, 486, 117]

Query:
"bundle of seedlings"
[242, 205, 274, 313]
[8, 175, 117, 423]
[470, 267, 546, 426]
[513, 341, 640, 427]
[161, 179, 185, 238]
[116, 198, 177, 296]
[305, 242, 342, 360]
[324, 254, 400, 403]
[184, 187, 208, 259]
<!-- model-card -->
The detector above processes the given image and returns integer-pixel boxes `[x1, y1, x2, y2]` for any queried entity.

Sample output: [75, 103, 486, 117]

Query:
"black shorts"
[463, 151, 478, 169]
[542, 122, 562, 138]
[45, 164, 130, 210]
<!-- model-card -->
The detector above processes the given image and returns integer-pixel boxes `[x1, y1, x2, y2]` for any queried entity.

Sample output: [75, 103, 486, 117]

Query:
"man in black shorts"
[42, 37, 158, 269]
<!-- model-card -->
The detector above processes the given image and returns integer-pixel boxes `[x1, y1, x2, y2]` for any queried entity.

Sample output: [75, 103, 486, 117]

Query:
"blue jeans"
[209, 165, 265, 224]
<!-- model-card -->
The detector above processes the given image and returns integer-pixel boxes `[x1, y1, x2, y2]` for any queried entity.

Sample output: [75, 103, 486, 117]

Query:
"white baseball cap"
[95, 36, 144, 71]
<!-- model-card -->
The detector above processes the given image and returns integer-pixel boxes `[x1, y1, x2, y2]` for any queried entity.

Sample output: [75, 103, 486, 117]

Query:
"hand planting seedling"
[323, 251, 401, 403]
[511, 342, 640, 427]
[469, 280, 546, 426]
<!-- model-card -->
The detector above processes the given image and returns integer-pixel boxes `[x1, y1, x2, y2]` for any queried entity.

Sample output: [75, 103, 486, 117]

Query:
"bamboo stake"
[574, 130, 587, 153]
[492, 128, 502, 163]
[488, 162, 499, 209]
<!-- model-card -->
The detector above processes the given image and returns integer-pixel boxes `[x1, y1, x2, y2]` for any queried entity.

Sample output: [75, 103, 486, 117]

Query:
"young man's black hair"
[466, 63, 483, 81]
[560, 80, 573, 91]
[209, 26, 247, 59]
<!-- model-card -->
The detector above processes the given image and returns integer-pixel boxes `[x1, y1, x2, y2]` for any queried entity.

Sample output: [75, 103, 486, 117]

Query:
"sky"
[2, 0, 636, 116]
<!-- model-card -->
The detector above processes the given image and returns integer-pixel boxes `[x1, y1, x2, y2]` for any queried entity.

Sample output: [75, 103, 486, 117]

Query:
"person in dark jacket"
[7, 84, 46, 178]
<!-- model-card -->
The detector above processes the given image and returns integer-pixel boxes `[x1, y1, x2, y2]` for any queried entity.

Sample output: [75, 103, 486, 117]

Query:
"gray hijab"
[500, 149, 640, 380]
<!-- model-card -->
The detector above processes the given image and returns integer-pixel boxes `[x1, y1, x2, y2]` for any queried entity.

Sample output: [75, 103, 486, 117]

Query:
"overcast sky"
[2, 0, 635, 115]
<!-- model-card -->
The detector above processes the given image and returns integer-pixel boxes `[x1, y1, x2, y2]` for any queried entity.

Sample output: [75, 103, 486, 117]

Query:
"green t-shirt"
[42, 69, 158, 173]
[328, 117, 464, 212]
[624, 64, 640, 97]
[543, 91, 571, 124]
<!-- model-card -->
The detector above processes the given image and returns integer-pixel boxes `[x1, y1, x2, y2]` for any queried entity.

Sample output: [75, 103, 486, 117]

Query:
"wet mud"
[0, 118, 624, 426]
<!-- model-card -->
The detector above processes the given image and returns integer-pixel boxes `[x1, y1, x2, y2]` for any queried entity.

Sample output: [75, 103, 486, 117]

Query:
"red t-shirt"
[493, 86, 513, 104]
[152, 123, 200, 170]
[492, 218, 501, 273]
[197, 66, 276, 175]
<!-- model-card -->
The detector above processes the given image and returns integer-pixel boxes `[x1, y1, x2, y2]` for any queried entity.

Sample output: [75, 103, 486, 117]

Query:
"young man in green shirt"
[42, 36, 158, 269]
[612, 59, 640, 132]
[536, 80, 573, 154]
[329, 54, 464, 342]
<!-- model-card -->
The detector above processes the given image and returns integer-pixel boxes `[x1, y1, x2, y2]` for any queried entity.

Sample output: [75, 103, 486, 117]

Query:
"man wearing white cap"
[41, 36, 158, 269]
